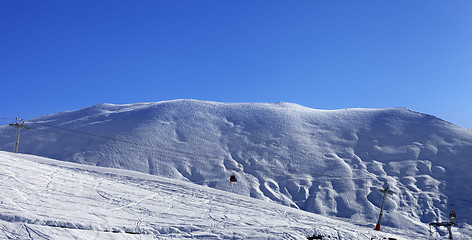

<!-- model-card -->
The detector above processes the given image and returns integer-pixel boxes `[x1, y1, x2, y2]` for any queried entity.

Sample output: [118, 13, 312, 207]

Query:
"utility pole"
[9, 118, 29, 153]
[375, 183, 394, 231]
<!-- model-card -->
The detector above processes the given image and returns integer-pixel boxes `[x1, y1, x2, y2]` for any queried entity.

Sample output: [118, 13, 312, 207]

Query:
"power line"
[24, 120, 379, 181]
[19, 120, 472, 204]
[25, 120, 320, 165]
[28, 121, 138, 144]
[26, 120, 225, 160]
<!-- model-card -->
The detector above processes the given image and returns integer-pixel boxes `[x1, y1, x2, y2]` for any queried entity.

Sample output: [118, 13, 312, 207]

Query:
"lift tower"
[430, 206, 457, 240]
[9, 118, 29, 153]
[375, 183, 394, 231]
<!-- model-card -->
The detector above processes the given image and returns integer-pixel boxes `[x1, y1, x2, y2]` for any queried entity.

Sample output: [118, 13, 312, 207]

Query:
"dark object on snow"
[307, 234, 323, 239]
[229, 174, 237, 183]
[375, 183, 394, 231]
[449, 210, 456, 222]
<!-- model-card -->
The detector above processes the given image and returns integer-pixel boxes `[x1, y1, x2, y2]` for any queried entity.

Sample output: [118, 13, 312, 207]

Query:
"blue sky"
[1, 1, 472, 129]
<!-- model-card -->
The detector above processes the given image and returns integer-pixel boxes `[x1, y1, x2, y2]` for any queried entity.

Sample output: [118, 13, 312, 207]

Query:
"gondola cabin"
[229, 174, 237, 183]
[449, 210, 456, 222]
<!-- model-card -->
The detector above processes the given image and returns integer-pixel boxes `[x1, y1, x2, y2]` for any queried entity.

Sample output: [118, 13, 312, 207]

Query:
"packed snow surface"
[0, 151, 417, 239]
[1, 99, 471, 238]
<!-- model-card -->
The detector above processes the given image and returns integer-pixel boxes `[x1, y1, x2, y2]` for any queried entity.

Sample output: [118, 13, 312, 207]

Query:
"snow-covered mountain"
[1, 99, 471, 237]
[0, 151, 418, 239]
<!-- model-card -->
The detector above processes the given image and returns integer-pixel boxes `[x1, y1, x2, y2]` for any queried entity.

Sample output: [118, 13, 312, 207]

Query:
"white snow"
[0, 151, 417, 239]
[1, 99, 471, 238]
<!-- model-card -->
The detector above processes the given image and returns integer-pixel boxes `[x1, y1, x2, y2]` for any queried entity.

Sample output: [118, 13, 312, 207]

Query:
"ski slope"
[0, 151, 419, 239]
[0, 100, 471, 238]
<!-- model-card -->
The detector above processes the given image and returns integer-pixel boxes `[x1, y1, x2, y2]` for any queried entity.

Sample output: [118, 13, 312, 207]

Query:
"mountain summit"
[1, 99, 471, 235]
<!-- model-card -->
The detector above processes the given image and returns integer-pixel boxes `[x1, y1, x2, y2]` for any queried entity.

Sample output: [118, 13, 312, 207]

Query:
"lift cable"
[24, 120, 382, 181]
[25, 120, 226, 160]
[20, 120, 472, 204]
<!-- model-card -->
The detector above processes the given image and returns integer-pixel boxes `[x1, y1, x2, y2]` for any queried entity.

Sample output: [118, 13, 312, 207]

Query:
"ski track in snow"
[0, 151, 422, 239]
[0, 100, 471, 239]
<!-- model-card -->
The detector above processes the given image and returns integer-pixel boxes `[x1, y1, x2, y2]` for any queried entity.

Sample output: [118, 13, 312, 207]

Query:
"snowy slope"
[0, 151, 419, 239]
[0, 100, 471, 237]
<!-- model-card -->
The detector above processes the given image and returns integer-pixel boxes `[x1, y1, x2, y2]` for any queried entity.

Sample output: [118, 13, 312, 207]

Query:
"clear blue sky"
[1, 1, 472, 129]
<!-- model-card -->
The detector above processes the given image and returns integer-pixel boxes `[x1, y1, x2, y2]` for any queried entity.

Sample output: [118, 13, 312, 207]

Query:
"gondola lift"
[229, 174, 237, 183]
[229, 170, 237, 183]
[449, 204, 456, 223]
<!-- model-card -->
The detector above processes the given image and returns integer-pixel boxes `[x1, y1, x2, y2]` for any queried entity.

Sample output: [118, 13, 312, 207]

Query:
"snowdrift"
[0, 151, 417, 239]
[1, 99, 471, 236]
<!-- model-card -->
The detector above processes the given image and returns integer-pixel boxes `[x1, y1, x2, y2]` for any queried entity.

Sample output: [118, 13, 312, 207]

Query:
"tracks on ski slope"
[0, 152, 422, 239]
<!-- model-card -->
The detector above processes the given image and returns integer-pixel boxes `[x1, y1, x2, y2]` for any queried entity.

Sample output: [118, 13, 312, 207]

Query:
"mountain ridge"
[1, 99, 471, 236]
